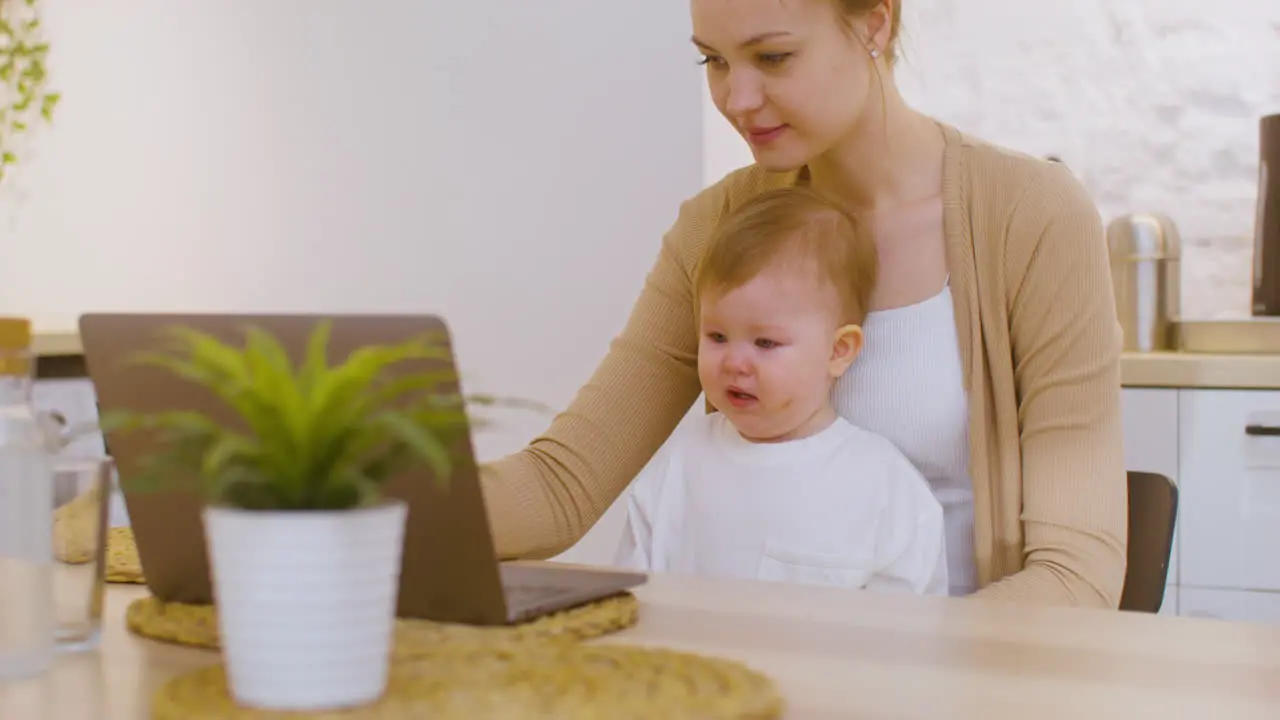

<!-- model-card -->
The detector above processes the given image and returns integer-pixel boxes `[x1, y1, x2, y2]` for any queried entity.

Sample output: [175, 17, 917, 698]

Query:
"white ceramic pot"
[202, 500, 407, 711]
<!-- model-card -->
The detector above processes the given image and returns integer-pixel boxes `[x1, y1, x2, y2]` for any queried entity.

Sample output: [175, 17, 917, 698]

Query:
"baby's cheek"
[695, 350, 718, 382]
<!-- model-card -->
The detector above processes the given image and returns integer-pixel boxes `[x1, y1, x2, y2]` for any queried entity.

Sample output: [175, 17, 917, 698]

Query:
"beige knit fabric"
[480, 122, 1128, 608]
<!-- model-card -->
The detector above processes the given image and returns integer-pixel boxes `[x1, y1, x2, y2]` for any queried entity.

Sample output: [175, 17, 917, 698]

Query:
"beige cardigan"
[480, 123, 1129, 608]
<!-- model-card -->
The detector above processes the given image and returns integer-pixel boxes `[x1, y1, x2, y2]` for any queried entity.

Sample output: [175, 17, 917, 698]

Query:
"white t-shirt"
[614, 413, 949, 596]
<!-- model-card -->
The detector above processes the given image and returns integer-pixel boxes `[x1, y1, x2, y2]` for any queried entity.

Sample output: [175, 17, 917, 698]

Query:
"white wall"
[703, 0, 1280, 320]
[3, 0, 703, 468]
[0, 1, 706, 560]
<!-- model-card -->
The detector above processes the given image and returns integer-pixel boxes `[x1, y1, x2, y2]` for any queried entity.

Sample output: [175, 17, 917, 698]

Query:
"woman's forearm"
[478, 189, 728, 559]
[972, 536, 1125, 608]
[479, 337, 701, 559]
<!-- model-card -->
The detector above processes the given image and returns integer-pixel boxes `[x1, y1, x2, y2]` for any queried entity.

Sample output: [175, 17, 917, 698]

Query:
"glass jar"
[0, 317, 56, 679]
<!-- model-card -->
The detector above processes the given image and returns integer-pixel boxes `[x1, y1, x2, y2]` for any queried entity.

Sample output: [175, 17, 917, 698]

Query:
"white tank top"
[832, 284, 977, 596]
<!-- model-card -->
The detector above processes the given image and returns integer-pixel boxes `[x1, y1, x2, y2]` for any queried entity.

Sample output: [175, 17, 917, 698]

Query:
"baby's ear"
[829, 324, 864, 376]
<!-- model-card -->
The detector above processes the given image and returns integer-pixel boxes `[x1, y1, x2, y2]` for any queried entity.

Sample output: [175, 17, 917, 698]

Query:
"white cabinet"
[1122, 387, 1280, 625]
[1180, 587, 1280, 624]
[1179, 390, 1280, 593]
[32, 378, 130, 528]
[31, 378, 107, 458]
[1176, 389, 1280, 625]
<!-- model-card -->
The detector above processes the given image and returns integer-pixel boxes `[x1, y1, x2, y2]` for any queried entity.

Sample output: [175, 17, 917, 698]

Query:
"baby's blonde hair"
[694, 186, 878, 327]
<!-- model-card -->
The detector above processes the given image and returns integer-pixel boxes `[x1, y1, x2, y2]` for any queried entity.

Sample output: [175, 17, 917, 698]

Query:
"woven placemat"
[52, 484, 102, 564]
[127, 591, 639, 657]
[152, 642, 783, 719]
[104, 526, 145, 584]
[53, 487, 146, 584]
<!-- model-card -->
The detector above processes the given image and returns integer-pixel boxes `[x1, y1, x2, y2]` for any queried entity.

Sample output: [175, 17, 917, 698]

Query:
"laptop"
[79, 312, 645, 626]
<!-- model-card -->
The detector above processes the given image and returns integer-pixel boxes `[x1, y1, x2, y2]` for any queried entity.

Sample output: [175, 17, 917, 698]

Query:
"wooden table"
[3, 569, 1280, 718]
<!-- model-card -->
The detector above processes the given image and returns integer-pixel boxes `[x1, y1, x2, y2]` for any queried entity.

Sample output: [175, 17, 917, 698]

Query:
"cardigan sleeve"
[475, 186, 723, 560]
[974, 163, 1129, 607]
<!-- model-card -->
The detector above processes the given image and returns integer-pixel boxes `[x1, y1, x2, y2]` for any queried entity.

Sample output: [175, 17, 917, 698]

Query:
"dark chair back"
[1118, 471, 1179, 613]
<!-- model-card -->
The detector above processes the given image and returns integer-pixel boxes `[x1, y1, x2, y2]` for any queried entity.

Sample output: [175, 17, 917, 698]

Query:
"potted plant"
[101, 320, 529, 711]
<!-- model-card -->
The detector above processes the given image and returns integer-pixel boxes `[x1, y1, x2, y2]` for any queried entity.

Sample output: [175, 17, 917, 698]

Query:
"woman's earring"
[868, 46, 881, 59]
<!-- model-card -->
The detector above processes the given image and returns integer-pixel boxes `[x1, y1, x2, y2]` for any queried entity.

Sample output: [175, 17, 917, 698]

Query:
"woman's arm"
[478, 186, 728, 560]
[974, 163, 1129, 607]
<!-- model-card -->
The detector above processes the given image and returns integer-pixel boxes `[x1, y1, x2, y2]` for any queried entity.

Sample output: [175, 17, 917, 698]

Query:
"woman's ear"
[858, 1, 894, 58]
[829, 324, 864, 377]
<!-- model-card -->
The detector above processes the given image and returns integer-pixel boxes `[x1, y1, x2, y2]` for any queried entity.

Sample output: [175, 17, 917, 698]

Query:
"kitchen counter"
[1120, 352, 1280, 390]
[31, 330, 1280, 390]
[32, 328, 82, 358]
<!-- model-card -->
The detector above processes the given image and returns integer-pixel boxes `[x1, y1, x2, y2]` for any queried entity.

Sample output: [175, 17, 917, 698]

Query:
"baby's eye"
[707, 332, 727, 343]
[755, 338, 778, 349]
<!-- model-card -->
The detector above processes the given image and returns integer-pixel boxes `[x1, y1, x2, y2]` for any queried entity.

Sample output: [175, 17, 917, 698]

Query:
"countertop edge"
[33, 329, 83, 357]
[1119, 353, 1280, 391]
[31, 331, 1280, 391]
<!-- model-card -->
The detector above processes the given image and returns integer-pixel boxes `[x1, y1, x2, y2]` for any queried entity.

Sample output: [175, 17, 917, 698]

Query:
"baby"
[614, 186, 948, 596]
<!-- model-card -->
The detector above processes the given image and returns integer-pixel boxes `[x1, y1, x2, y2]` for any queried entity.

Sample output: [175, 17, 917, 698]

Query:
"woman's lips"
[745, 125, 788, 146]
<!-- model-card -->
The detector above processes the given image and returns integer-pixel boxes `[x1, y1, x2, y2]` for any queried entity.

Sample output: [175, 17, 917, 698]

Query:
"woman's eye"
[757, 52, 792, 67]
[696, 54, 725, 68]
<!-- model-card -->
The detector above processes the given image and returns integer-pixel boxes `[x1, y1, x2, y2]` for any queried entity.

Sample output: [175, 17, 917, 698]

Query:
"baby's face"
[697, 262, 855, 442]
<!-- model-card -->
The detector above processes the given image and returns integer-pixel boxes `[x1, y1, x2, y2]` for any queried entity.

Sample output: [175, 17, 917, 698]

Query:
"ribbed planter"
[202, 500, 407, 711]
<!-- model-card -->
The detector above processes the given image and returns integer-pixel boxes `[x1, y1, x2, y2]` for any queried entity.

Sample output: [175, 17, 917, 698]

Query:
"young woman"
[479, 0, 1128, 607]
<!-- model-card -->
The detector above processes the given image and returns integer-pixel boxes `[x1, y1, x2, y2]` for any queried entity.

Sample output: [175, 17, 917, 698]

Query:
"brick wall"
[703, 1, 1280, 319]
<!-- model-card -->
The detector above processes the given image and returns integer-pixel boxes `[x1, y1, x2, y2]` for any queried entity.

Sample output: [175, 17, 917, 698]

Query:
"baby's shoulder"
[826, 421, 925, 479]
[827, 419, 904, 456]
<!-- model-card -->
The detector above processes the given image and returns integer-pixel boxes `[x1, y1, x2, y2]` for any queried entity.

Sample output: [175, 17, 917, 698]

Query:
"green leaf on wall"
[0, 0, 57, 185]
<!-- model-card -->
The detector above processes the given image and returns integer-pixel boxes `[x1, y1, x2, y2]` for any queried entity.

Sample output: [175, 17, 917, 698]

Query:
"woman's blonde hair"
[694, 186, 878, 327]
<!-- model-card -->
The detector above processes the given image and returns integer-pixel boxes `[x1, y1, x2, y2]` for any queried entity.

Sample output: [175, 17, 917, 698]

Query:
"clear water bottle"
[0, 317, 56, 679]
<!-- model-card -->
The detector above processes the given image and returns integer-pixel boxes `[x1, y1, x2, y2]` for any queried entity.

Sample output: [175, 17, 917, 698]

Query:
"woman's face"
[691, 0, 877, 172]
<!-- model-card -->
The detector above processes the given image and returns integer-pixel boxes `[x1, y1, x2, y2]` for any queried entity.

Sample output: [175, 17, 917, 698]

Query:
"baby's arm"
[865, 450, 950, 596]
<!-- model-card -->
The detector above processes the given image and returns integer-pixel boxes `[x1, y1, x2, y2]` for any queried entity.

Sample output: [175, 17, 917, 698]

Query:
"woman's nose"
[722, 71, 764, 118]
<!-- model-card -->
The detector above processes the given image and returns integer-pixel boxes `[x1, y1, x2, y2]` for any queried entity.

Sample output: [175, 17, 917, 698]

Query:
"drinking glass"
[49, 454, 115, 652]
[0, 341, 55, 679]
